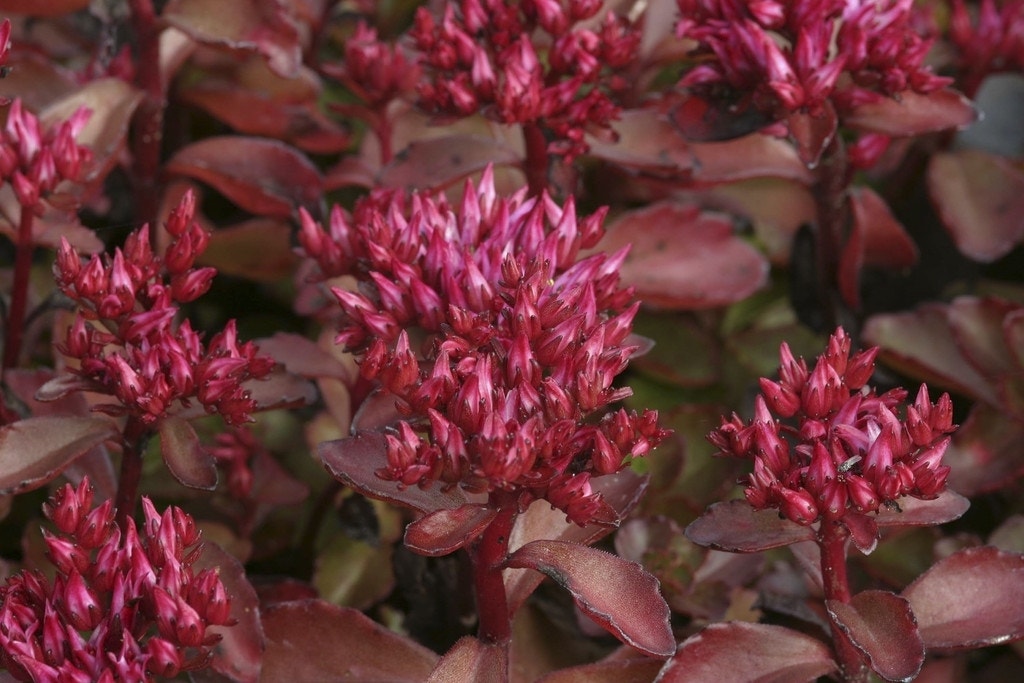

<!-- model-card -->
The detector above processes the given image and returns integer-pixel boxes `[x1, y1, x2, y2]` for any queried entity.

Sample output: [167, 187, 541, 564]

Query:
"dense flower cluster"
[676, 0, 949, 120]
[409, 0, 640, 159]
[325, 22, 421, 108]
[300, 169, 666, 525]
[53, 191, 275, 426]
[708, 328, 956, 526]
[0, 480, 231, 681]
[0, 99, 92, 208]
[948, 0, 1024, 83]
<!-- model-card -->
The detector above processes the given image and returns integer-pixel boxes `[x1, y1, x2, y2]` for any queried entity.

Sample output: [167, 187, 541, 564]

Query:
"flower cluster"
[676, 0, 949, 120]
[0, 99, 92, 209]
[324, 22, 421, 108]
[708, 328, 956, 526]
[410, 0, 640, 159]
[948, 0, 1024, 84]
[53, 191, 275, 426]
[0, 479, 231, 681]
[300, 169, 666, 525]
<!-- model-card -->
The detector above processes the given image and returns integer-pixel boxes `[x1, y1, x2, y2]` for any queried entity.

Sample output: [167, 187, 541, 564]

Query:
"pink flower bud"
[59, 571, 102, 631]
[145, 638, 182, 678]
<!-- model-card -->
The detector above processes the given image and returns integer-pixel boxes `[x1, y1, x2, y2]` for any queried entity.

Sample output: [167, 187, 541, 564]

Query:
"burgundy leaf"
[198, 218, 299, 282]
[685, 500, 815, 552]
[350, 388, 406, 432]
[657, 622, 836, 682]
[262, 600, 438, 682]
[927, 149, 1024, 262]
[158, 415, 217, 490]
[902, 546, 1024, 650]
[535, 658, 662, 683]
[946, 296, 1018, 382]
[844, 89, 978, 137]
[503, 540, 675, 657]
[826, 590, 924, 682]
[0, 0, 89, 17]
[404, 504, 498, 557]
[33, 374, 99, 403]
[839, 187, 918, 310]
[690, 134, 813, 184]
[0, 416, 118, 495]
[598, 202, 769, 310]
[589, 107, 693, 174]
[944, 405, 1024, 496]
[40, 78, 143, 187]
[163, 0, 302, 77]
[874, 490, 971, 528]
[379, 135, 521, 191]
[249, 446, 309, 507]
[426, 636, 507, 683]
[863, 306, 1000, 405]
[505, 470, 649, 613]
[165, 137, 322, 218]
[194, 543, 265, 683]
[245, 369, 317, 412]
[319, 431, 470, 513]
[787, 104, 837, 169]
[841, 512, 879, 555]
[256, 333, 352, 381]
[669, 92, 776, 143]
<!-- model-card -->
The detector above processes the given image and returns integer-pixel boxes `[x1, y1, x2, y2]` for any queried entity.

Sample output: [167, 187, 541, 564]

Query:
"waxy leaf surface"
[159, 415, 217, 490]
[685, 500, 815, 552]
[0, 416, 118, 495]
[426, 636, 507, 683]
[844, 89, 977, 137]
[827, 590, 924, 682]
[404, 504, 498, 556]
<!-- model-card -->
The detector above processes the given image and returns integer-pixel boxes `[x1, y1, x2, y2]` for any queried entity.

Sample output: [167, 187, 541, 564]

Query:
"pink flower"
[301, 169, 667, 525]
[0, 480, 231, 681]
[708, 328, 956, 526]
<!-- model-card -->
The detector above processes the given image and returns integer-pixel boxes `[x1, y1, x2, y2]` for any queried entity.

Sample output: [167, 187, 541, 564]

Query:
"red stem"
[819, 520, 868, 683]
[521, 123, 549, 196]
[128, 0, 165, 230]
[470, 494, 517, 647]
[2, 205, 36, 378]
[114, 416, 149, 530]
[811, 135, 850, 332]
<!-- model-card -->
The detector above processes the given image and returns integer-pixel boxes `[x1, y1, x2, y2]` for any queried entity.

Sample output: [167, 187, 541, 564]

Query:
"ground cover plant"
[0, 0, 1023, 681]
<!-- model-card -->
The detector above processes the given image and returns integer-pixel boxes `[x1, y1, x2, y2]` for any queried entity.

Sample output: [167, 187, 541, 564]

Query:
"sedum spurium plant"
[0, 1, 1023, 682]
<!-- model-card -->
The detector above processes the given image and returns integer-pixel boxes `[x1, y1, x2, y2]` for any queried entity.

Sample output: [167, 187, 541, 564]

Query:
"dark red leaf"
[669, 92, 776, 143]
[658, 622, 836, 682]
[350, 388, 406, 432]
[874, 490, 971, 528]
[262, 600, 438, 682]
[947, 297, 1019, 384]
[158, 415, 217, 490]
[863, 306, 1000, 405]
[685, 500, 815, 552]
[588, 107, 693, 174]
[944, 405, 1024, 496]
[194, 543, 264, 682]
[245, 369, 318, 412]
[426, 636, 507, 683]
[380, 135, 521, 191]
[256, 333, 353, 381]
[902, 546, 1024, 650]
[404, 504, 498, 557]
[787, 104, 837, 169]
[690, 134, 814, 184]
[927, 149, 1024, 262]
[503, 540, 675, 657]
[197, 219, 299, 282]
[598, 202, 768, 310]
[165, 137, 322, 218]
[827, 590, 924, 682]
[839, 187, 918, 309]
[0, 416, 118, 495]
[844, 89, 978, 137]
[319, 431, 470, 513]
[534, 658, 662, 683]
[163, 0, 302, 77]
[841, 512, 880, 555]
[0, 0, 89, 16]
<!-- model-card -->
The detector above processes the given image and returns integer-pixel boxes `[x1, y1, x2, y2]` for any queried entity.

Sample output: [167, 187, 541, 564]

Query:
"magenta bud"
[146, 637, 182, 678]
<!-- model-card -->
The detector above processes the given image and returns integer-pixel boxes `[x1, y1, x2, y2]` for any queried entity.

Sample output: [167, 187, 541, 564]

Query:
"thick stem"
[114, 416, 149, 530]
[521, 123, 549, 197]
[128, 0, 165, 230]
[2, 205, 36, 378]
[810, 135, 850, 333]
[819, 520, 868, 683]
[470, 494, 517, 646]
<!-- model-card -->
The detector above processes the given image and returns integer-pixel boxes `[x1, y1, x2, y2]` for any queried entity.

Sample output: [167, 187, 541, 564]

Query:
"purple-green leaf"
[827, 590, 924, 682]
[0, 416, 118, 495]
[158, 415, 217, 490]
[657, 622, 836, 682]
[404, 504, 498, 557]
[902, 546, 1024, 650]
[503, 540, 676, 657]
[685, 500, 815, 552]
[262, 600, 438, 682]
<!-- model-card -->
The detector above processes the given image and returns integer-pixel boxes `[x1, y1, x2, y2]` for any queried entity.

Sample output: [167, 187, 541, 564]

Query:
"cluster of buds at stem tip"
[322, 22, 421, 108]
[0, 98, 92, 209]
[409, 0, 640, 160]
[947, 0, 1024, 81]
[299, 167, 669, 525]
[707, 328, 956, 526]
[676, 0, 950, 120]
[0, 479, 232, 682]
[53, 191, 275, 426]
